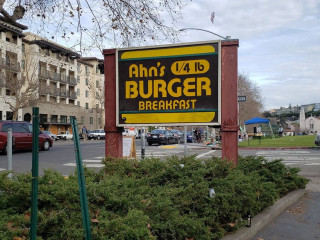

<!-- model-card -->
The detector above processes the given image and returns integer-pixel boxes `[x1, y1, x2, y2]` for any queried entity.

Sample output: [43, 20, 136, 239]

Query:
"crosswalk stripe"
[63, 163, 105, 168]
[83, 160, 102, 163]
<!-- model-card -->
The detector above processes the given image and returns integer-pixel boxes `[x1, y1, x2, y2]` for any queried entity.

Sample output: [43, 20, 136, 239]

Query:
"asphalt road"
[0, 139, 319, 177]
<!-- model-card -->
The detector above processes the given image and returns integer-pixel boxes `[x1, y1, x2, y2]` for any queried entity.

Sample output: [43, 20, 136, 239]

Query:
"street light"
[179, 28, 231, 40]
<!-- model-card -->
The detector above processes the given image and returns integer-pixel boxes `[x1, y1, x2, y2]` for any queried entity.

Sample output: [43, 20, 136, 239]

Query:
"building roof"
[80, 57, 104, 62]
[23, 33, 80, 59]
[0, 16, 27, 37]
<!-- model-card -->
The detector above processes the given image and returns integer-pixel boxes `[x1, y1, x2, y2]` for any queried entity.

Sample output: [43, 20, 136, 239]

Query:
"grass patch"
[239, 135, 318, 148]
[0, 156, 309, 240]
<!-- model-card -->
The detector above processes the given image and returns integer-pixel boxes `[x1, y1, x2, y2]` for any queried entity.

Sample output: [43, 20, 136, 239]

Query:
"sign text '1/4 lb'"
[171, 59, 210, 75]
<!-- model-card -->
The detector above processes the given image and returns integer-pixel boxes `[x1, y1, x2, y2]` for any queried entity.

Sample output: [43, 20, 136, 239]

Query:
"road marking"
[83, 159, 102, 163]
[160, 145, 178, 149]
[63, 163, 105, 168]
[196, 150, 216, 159]
[305, 163, 320, 166]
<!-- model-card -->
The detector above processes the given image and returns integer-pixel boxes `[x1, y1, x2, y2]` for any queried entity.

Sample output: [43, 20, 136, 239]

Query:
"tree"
[1, 0, 188, 55]
[238, 74, 263, 126]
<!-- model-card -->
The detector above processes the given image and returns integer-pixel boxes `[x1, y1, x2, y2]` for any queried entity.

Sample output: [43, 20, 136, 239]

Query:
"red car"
[0, 121, 53, 154]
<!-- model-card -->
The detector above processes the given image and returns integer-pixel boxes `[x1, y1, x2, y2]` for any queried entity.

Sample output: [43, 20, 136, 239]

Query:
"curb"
[239, 147, 320, 150]
[221, 188, 306, 240]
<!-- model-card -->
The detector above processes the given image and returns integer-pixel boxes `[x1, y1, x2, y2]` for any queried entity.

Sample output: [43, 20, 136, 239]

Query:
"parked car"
[170, 129, 185, 143]
[0, 121, 53, 154]
[56, 131, 73, 140]
[186, 131, 194, 143]
[43, 131, 57, 141]
[315, 134, 320, 146]
[88, 129, 105, 140]
[146, 129, 178, 146]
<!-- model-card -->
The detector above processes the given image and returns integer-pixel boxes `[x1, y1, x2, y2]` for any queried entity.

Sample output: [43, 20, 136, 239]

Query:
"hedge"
[0, 155, 308, 240]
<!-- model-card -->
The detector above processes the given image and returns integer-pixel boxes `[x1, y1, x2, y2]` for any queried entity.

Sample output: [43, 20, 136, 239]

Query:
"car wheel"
[175, 138, 179, 144]
[165, 139, 169, 145]
[148, 142, 152, 146]
[42, 140, 50, 151]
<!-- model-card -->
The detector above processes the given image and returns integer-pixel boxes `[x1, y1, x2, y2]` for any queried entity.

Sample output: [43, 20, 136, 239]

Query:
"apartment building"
[0, 17, 105, 134]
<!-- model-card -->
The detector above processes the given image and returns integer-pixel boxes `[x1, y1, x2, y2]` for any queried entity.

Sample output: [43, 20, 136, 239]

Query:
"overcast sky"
[17, 0, 320, 111]
[176, 0, 320, 110]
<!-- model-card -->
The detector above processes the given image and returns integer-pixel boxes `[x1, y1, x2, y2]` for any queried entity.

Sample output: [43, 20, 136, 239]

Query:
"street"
[0, 139, 319, 178]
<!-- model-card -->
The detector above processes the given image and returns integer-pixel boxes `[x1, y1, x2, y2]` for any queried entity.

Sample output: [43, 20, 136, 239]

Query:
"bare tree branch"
[1, 0, 186, 55]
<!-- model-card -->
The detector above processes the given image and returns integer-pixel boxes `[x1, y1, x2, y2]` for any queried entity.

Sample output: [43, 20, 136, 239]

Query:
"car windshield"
[151, 130, 165, 134]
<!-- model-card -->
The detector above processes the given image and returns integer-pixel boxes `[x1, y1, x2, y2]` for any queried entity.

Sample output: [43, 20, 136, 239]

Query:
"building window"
[77, 63, 81, 71]
[85, 66, 90, 74]
[85, 78, 89, 85]
[22, 44, 25, 53]
[98, 118, 101, 124]
[96, 80, 99, 88]
[40, 114, 48, 123]
[85, 90, 89, 97]
[96, 66, 99, 74]
[81, 116, 85, 124]
[77, 76, 80, 83]
[60, 115, 67, 123]
[51, 115, 58, 123]
[6, 111, 13, 120]
[90, 117, 93, 124]
[21, 60, 25, 70]
[85, 103, 89, 109]
[77, 88, 80, 96]
[6, 37, 10, 42]
[77, 101, 80, 106]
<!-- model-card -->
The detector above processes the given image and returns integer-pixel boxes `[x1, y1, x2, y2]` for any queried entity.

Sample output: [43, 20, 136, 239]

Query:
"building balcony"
[49, 88, 60, 96]
[0, 58, 20, 72]
[39, 70, 50, 79]
[60, 90, 68, 98]
[69, 76, 77, 86]
[39, 87, 50, 95]
[69, 91, 77, 100]
[49, 71, 60, 82]
[60, 74, 68, 83]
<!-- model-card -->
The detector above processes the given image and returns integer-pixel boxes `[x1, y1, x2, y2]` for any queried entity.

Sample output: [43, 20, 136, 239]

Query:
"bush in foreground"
[0, 156, 308, 240]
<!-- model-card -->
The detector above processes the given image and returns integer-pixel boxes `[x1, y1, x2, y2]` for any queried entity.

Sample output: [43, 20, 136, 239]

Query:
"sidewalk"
[222, 178, 320, 240]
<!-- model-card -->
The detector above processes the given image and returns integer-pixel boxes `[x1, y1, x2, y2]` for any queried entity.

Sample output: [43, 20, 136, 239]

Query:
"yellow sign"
[117, 42, 220, 126]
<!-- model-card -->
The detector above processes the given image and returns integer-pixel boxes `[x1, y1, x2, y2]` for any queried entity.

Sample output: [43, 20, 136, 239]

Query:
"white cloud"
[177, 0, 320, 109]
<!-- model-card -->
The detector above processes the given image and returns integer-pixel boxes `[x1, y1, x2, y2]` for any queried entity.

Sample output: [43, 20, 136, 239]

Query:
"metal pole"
[141, 127, 145, 159]
[71, 117, 92, 240]
[7, 128, 12, 179]
[184, 126, 187, 157]
[30, 107, 39, 240]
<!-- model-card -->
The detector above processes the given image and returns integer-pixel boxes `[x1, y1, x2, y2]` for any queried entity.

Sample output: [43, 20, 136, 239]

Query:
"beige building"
[0, 17, 105, 134]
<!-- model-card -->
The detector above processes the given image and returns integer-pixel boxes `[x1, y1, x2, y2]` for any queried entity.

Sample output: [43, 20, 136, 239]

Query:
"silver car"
[315, 134, 320, 146]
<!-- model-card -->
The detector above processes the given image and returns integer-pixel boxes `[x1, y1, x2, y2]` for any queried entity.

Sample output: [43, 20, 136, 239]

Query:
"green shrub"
[0, 156, 308, 240]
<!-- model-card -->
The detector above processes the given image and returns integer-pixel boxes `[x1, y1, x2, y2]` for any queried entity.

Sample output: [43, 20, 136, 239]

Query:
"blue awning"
[244, 117, 270, 125]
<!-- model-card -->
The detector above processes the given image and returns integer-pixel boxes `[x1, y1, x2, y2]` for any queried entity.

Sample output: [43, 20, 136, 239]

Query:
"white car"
[56, 131, 73, 140]
[43, 131, 57, 141]
[88, 129, 105, 140]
